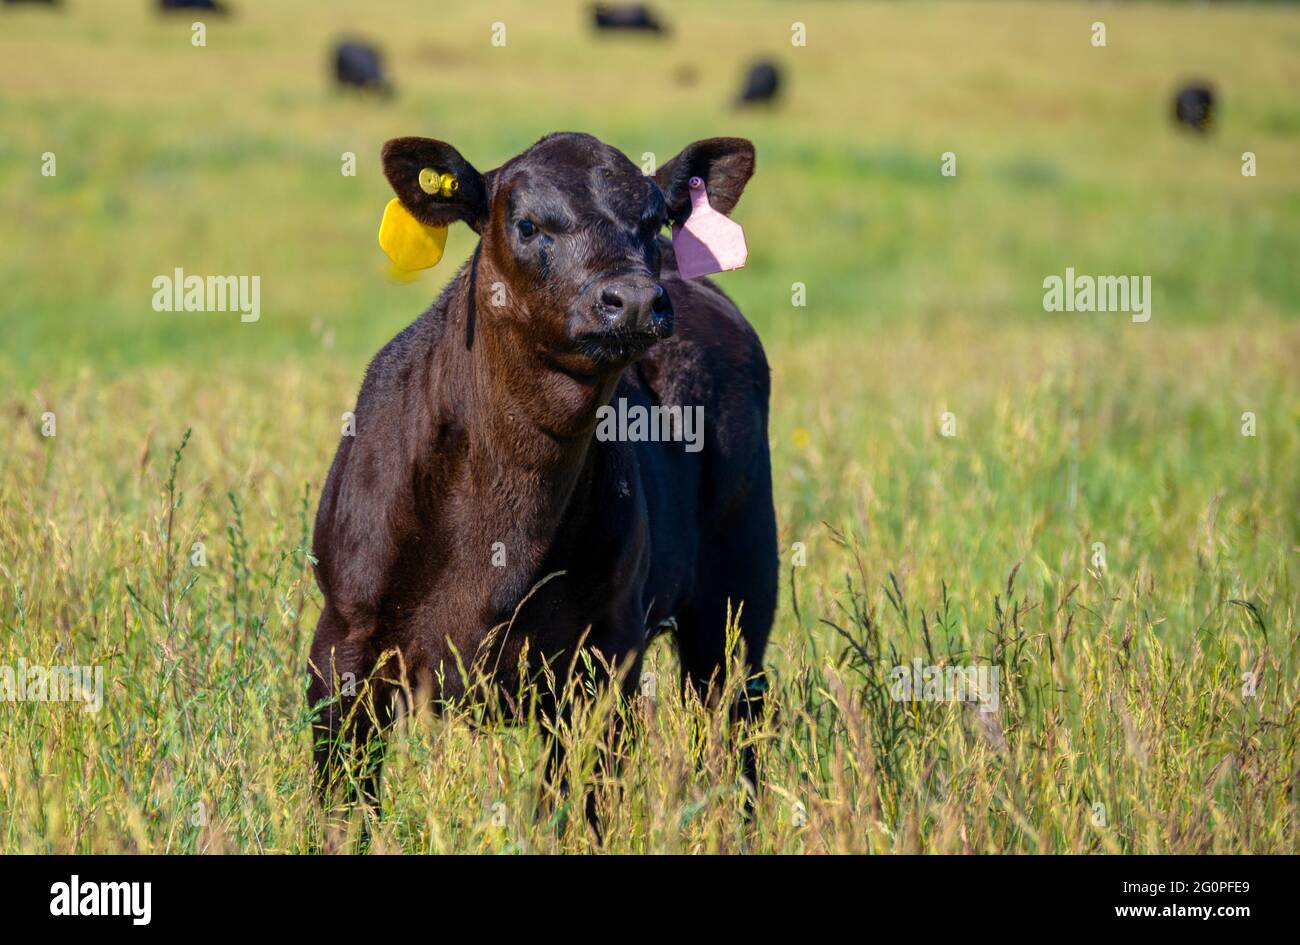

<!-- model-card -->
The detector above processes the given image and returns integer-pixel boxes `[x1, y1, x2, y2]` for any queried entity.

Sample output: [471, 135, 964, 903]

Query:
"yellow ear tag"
[378, 197, 448, 273]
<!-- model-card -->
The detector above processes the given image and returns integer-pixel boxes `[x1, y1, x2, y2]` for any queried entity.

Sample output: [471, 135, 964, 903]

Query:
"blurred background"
[2, 0, 1297, 377]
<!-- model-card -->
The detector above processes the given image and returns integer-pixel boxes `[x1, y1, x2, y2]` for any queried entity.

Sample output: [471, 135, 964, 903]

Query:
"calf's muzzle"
[592, 277, 674, 336]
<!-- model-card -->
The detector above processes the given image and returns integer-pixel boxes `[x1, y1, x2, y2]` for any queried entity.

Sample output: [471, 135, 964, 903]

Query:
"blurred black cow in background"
[736, 60, 781, 106]
[1173, 82, 1216, 133]
[591, 3, 667, 35]
[333, 38, 393, 97]
[159, 0, 229, 12]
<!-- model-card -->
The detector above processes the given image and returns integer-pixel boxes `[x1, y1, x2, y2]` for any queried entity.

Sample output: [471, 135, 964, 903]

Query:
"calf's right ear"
[382, 137, 488, 231]
[377, 138, 488, 273]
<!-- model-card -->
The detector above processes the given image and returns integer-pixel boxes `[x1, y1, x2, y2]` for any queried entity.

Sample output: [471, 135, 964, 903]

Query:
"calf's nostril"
[600, 288, 626, 311]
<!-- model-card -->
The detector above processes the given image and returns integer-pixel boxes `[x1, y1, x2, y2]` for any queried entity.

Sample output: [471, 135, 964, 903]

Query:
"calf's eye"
[516, 219, 537, 240]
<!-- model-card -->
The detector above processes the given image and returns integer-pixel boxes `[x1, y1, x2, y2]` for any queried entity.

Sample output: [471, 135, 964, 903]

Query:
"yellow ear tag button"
[378, 197, 448, 273]
[419, 167, 459, 198]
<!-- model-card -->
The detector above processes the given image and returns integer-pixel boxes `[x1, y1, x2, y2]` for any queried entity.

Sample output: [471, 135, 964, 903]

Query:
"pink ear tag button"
[671, 176, 748, 280]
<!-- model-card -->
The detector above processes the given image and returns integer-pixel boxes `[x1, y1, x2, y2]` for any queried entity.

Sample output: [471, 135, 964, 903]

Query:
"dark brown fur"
[307, 132, 777, 823]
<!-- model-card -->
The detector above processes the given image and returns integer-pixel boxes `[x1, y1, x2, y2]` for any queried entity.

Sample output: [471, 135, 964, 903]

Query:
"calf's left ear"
[378, 137, 488, 272]
[655, 137, 755, 222]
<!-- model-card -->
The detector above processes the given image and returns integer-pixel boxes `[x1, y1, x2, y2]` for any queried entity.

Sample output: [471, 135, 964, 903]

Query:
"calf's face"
[381, 132, 754, 371]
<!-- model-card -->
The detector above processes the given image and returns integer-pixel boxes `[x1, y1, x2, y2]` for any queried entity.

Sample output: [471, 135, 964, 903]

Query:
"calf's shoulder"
[312, 268, 469, 619]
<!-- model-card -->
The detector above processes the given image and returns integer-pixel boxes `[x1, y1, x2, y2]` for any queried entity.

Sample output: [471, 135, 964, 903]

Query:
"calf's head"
[381, 132, 754, 372]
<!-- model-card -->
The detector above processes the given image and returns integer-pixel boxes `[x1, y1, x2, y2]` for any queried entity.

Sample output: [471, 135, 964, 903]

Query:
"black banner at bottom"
[0, 853, 1281, 932]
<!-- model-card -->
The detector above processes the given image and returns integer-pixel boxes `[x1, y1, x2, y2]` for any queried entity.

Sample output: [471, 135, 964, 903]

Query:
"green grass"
[0, 0, 1297, 853]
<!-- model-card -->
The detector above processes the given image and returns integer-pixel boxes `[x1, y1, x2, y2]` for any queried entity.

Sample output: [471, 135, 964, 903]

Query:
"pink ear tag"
[671, 176, 748, 280]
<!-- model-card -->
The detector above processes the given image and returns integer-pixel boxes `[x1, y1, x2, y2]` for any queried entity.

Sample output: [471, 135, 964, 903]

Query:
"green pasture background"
[0, 0, 1297, 852]
[3, 0, 1298, 370]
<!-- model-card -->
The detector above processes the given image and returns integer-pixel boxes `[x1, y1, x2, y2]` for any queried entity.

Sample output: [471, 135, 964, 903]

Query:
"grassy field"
[1, 0, 1297, 853]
